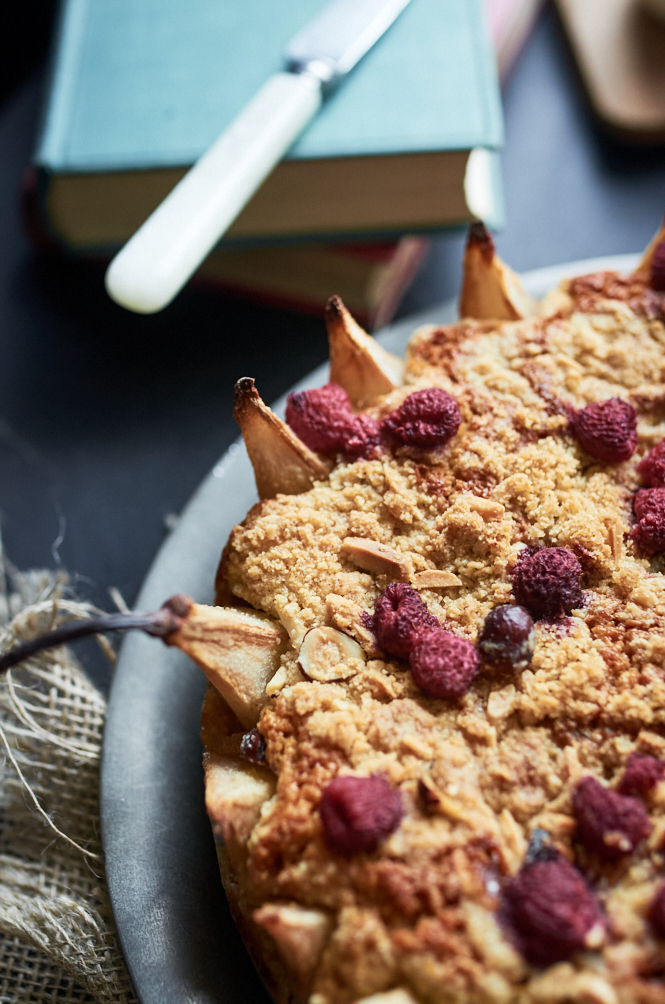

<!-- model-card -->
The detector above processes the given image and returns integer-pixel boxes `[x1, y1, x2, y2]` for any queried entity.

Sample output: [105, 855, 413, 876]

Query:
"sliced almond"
[253, 903, 332, 987]
[459, 222, 538, 321]
[234, 377, 330, 499]
[466, 497, 505, 521]
[341, 537, 413, 582]
[326, 593, 377, 651]
[412, 569, 462, 589]
[604, 518, 623, 567]
[204, 753, 276, 869]
[633, 212, 665, 283]
[498, 808, 528, 875]
[167, 603, 287, 728]
[298, 626, 366, 682]
[326, 295, 404, 405]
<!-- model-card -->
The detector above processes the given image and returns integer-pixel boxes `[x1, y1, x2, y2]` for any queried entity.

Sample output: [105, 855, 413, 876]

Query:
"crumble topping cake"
[177, 218, 665, 1004]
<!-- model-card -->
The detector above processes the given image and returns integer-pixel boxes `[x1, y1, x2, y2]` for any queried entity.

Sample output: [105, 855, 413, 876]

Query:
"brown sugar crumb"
[212, 271, 665, 1004]
[569, 271, 665, 322]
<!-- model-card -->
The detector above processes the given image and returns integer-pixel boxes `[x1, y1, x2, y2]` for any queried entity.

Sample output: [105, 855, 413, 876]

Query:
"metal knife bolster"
[287, 56, 338, 90]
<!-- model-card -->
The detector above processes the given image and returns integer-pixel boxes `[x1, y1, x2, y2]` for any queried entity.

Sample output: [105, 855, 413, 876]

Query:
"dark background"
[0, 1, 664, 690]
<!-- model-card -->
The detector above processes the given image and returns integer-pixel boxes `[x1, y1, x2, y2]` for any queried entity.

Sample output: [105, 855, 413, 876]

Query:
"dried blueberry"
[524, 827, 559, 865]
[478, 604, 535, 673]
[240, 727, 266, 765]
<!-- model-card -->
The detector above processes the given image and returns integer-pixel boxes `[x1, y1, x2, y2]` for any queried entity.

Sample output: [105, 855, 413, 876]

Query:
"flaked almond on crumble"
[179, 216, 665, 1004]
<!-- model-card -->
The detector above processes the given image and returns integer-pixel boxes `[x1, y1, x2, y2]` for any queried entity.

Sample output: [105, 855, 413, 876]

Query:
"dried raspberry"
[477, 604, 535, 673]
[636, 441, 665, 488]
[285, 383, 380, 460]
[651, 238, 665, 293]
[409, 627, 479, 699]
[512, 547, 583, 620]
[319, 775, 402, 855]
[648, 882, 665, 939]
[371, 583, 439, 660]
[573, 775, 652, 861]
[343, 413, 382, 460]
[381, 388, 461, 450]
[631, 488, 665, 556]
[240, 727, 266, 765]
[500, 857, 605, 967]
[569, 398, 638, 464]
[617, 754, 665, 798]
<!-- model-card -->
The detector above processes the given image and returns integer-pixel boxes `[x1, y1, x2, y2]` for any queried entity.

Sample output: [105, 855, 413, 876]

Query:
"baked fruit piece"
[192, 218, 665, 1004]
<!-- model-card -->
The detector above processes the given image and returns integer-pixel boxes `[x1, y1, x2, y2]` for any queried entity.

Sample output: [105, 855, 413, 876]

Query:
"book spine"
[369, 237, 429, 330]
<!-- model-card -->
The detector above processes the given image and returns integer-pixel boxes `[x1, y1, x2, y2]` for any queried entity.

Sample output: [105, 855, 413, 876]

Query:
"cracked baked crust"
[201, 227, 665, 1004]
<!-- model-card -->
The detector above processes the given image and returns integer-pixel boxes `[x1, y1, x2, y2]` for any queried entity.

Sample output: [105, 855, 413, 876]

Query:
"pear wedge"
[326, 295, 404, 405]
[204, 752, 276, 871]
[234, 377, 330, 499]
[459, 222, 537, 321]
[253, 903, 332, 988]
[633, 213, 665, 283]
[167, 600, 287, 727]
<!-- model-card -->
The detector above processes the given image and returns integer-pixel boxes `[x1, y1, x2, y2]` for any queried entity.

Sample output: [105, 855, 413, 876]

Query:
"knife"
[105, 0, 413, 314]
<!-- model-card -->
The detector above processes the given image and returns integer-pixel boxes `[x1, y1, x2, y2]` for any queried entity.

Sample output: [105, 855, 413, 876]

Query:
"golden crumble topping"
[205, 270, 665, 1004]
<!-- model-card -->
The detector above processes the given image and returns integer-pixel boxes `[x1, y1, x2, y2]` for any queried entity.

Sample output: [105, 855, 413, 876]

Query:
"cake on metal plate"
[163, 216, 665, 1004]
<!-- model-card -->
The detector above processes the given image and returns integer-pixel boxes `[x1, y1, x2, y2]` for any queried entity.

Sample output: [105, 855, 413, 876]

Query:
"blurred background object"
[32, 0, 504, 321]
[487, 0, 545, 80]
[556, 0, 665, 143]
[0, 0, 663, 690]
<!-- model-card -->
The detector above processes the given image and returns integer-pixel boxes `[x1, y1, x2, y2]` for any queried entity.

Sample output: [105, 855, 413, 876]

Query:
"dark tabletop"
[1, 2, 664, 692]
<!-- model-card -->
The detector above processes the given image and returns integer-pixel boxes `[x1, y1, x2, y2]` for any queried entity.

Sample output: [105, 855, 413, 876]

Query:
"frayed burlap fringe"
[0, 562, 137, 1004]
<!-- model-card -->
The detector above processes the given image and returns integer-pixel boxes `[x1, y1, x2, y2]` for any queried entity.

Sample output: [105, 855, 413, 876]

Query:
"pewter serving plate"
[101, 255, 639, 1004]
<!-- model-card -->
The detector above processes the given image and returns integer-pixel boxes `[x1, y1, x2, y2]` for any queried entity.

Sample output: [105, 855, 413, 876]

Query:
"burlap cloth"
[0, 561, 138, 1004]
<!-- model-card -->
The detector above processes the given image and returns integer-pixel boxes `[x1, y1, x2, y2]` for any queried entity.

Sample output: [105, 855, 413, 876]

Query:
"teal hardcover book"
[36, 0, 505, 250]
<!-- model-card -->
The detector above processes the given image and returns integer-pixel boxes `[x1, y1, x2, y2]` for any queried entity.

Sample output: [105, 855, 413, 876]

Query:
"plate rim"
[100, 252, 641, 1004]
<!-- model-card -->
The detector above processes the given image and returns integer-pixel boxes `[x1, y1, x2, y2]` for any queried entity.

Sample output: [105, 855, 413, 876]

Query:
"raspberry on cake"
[169, 215, 665, 1004]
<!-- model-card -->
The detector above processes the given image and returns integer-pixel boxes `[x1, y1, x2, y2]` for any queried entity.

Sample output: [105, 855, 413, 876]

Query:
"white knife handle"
[105, 71, 322, 314]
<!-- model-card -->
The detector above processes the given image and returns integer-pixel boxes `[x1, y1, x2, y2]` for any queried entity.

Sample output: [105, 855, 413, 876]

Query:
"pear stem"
[0, 597, 191, 673]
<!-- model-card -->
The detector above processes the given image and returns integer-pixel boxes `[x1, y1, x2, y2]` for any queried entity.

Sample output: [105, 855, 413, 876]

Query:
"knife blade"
[105, 0, 413, 314]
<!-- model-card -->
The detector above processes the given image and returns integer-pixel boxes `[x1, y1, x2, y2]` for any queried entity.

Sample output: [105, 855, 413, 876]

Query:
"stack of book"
[31, 0, 540, 322]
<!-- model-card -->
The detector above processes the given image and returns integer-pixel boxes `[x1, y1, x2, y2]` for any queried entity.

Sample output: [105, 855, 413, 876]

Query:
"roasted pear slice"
[166, 598, 287, 727]
[633, 213, 665, 283]
[459, 222, 538, 321]
[326, 295, 404, 405]
[205, 753, 275, 860]
[235, 377, 330, 499]
[253, 903, 332, 988]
